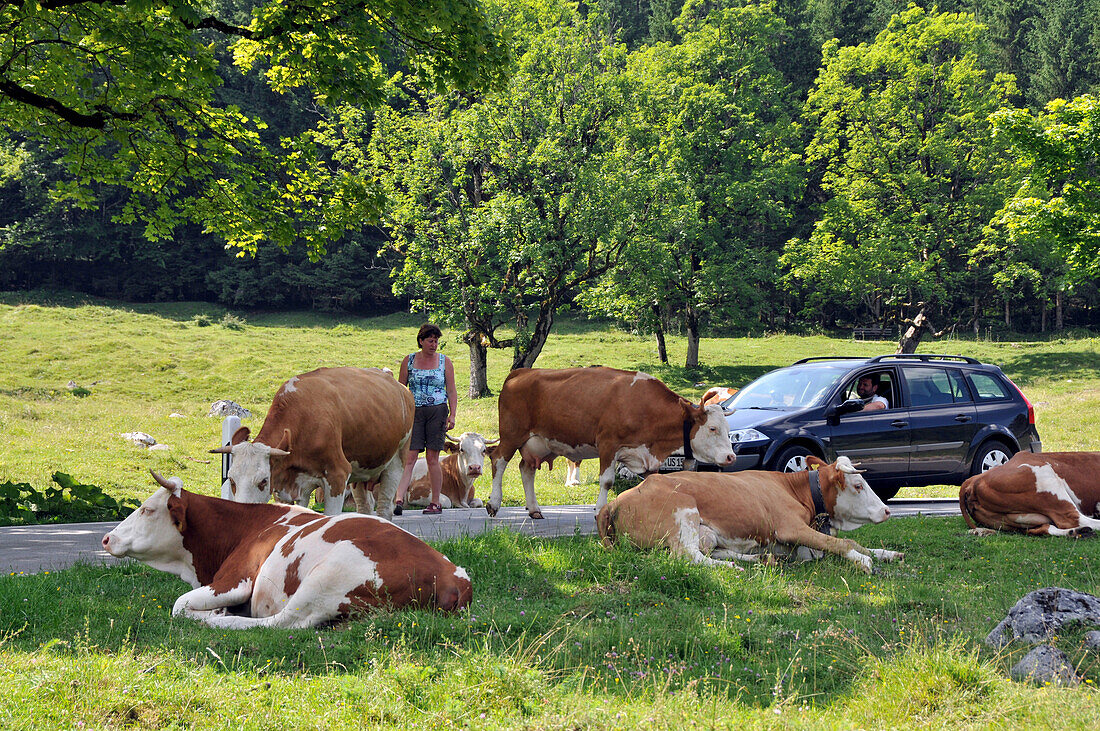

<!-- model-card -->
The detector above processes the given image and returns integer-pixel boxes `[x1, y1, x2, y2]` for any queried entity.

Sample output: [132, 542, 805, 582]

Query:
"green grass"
[2, 291, 1100, 727]
[2, 290, 1098, 504]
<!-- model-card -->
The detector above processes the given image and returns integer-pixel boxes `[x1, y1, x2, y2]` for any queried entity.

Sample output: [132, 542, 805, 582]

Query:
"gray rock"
[148, 444, 171, 452]
[1010, 645, 1079, 686]
[207, 400, 252, 419]
[986, 587, 1100, 648]
[121, 432, 156, 447]
[1085, 631, 1100, 650]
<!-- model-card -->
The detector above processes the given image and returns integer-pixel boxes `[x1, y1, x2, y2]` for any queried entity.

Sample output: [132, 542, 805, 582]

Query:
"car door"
[902, 366, 979, 479]
[827, 369, 911, 479]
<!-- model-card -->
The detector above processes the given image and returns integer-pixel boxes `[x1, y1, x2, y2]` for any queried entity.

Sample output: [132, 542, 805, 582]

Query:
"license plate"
[661, 455, 685, 471]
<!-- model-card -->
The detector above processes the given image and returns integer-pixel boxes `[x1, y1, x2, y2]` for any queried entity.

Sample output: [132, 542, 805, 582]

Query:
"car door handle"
[955, 415, 972, 423]
[891, 420, 908, 428]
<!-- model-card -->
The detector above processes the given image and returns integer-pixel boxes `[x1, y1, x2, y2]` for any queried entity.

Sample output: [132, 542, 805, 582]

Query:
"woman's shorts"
[410, 402, 448, 452]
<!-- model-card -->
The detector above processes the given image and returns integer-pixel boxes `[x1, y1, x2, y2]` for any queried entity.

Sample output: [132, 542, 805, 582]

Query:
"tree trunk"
[1056, 290, 1064, 330]
[465, 332, 491, 399]
[1004, 299, 1011, 328]
[1041, 300, 1048, 333]
[972, 296, 980, 336]
[511, 307, 554, 371]
[897, 305, 933, 354]
[652, 303, 668, 364]
[685, 305, 700, 369]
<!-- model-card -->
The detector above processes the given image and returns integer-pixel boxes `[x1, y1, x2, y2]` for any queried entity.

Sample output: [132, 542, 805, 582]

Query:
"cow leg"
[594, 460, 617, 513]
[172, 580, 254, 621]
[868, 548, 905, 562]
[349, 481, 376, 515]
[371, 452, 404, 521]
[775, 526, 876, 573]
[667, 509, 743, 570]
[518, 460, 544, 519]
[486, 448, 517, 517]
[565, 460, 581, 487]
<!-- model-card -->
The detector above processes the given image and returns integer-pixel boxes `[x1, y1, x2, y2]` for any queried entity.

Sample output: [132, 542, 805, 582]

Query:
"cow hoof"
[968, 527, 996, 537]
[1070, 527, 1095, 539]
[485, 505, 498, 517]
[529, 511, 544, 520]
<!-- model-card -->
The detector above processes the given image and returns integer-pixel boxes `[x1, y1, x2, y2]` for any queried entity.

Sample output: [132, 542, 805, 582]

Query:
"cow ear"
[806, 456, 826, 470]
[679, 397, 703, 421]
[167, 494, 187, 533]
[444, 434, 460, 453]
[211, 427, 250, 454]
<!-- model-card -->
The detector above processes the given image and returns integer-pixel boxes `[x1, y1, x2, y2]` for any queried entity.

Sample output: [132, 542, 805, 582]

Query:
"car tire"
[971, 441, 1015, 476]
[773, 445, 815, 473]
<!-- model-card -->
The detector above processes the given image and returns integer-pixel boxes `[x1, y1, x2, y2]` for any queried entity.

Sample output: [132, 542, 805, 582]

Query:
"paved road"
[0, 499, 960, 576]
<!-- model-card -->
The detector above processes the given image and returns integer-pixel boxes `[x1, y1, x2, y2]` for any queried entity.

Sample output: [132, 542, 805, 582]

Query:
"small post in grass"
[220, 415, 240, 489]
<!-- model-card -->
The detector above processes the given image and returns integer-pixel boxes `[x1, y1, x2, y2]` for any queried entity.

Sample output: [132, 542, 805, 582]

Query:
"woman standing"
[393, 323, 457, 515]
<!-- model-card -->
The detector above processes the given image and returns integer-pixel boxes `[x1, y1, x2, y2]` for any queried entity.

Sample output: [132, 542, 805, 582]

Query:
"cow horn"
[149, 469, 182, 492]
[269, 448, 291, 458]
[483, 437, 500, 446]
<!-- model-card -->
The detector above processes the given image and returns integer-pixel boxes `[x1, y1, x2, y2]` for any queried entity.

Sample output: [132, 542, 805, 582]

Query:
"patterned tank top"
[407, 353, 448, 407]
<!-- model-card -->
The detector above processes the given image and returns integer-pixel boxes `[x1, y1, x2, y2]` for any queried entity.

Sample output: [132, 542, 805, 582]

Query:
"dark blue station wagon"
[689, 354, 1042, 501]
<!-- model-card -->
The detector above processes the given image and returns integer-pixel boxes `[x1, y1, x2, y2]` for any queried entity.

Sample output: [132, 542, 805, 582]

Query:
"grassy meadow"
[3, 291, 1100, 728]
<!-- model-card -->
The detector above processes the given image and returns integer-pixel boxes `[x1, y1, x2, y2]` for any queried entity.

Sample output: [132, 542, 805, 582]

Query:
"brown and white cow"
[102, 472, 472, 629]
[405, 432, 498, 509]
[561, 388, 737, 488]
[488, 367, 736, 519]
[596, 456, 902, 573]
[960, 451, 1100, 537]
[211, 367, 413, 519]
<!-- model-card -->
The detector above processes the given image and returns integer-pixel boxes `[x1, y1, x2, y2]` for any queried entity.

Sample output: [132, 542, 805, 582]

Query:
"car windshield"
[727, 365, 851, 410]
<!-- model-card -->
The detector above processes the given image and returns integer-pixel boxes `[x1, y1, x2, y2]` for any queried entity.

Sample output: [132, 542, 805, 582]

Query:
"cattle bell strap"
[808, 469, 832, 534]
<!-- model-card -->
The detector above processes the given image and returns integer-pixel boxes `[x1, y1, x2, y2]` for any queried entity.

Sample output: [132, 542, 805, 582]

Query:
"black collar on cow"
[808, 469, 832, 534]
[681, 420, 697, 471]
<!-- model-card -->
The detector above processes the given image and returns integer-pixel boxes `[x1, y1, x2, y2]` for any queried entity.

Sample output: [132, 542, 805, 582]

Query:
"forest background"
[3, 0, 1100, 394]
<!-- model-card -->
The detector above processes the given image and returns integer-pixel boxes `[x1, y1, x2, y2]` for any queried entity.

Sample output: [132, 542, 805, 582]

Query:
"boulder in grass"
[207, 400, 252, 419]
[121, 432, 157, 447]
[986, 587, 1100, 648]
[1010, 645, 1079, 686]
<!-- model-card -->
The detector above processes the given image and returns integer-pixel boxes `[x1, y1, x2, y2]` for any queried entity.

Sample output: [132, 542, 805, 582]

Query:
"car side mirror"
[836, 398, 865, 416]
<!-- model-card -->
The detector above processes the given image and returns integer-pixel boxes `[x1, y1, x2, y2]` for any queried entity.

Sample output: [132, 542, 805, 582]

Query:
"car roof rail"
[868, 354, 982, 364]
[791, 356, 870, 365]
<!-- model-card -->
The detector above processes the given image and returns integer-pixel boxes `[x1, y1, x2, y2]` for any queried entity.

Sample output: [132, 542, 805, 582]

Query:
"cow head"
[444, 432, 500, 479]
[681, 400, 736, 468]
[209, 426, 291, 504]
[101, 471, 199, 587]
[808, 455, 890, 531]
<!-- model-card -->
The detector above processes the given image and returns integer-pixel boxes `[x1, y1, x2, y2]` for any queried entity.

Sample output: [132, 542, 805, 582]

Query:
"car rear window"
[966, 372, 1011, 401]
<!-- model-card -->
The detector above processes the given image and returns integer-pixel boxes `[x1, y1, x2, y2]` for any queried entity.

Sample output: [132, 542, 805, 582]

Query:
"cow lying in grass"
[102, 471, 472, 629]
[406, 432, 498, 509]
[596, 456, 903, 573]
[960, 451, 1100, 537]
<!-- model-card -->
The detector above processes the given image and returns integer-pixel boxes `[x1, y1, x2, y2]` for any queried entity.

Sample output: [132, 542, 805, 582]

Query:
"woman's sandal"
[422, 502, 443, 515]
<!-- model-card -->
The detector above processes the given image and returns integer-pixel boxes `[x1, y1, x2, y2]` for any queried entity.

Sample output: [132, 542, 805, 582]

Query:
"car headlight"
[729, 428, 768, 443]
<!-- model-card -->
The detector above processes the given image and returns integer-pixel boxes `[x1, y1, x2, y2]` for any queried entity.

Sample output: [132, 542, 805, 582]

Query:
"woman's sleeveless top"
[407, 353, 448, 407]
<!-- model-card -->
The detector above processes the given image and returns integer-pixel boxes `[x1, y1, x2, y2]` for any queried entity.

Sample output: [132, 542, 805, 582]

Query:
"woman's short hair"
[417, 323, 443, 345]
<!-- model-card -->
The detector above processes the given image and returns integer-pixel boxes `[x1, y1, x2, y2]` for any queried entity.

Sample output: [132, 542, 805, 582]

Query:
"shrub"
[0, 473, 139, 525]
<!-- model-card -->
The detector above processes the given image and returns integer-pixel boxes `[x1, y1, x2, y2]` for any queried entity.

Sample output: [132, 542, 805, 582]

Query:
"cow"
[700, 386, 737, 407]
[211, 367, 413, 519]
[960, 451, 1100, 537]
[561, 388, 737, 488]
[487, 367, 736, 519]
[595, 456, 903, 573]
[405, 432, 498, 509]
[101, 472, 472, 629]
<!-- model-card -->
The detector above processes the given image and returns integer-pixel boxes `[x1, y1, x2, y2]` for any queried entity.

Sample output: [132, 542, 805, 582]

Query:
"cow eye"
[258, 478, 268, 490]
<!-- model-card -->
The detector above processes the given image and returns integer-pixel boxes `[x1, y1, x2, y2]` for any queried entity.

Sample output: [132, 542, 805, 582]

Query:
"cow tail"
[596, 504, 616, 548]
[959, 477, 979, 530]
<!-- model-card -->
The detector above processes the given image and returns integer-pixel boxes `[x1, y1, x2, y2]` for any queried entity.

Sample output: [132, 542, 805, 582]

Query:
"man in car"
[857, 374, 889, 411]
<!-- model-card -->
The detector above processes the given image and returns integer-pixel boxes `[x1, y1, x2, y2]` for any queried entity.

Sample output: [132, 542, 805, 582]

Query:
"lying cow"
[212, 367, 413, 519]
[102, 472, 472, 629]
[960, 451, 1100, 537]
[405, 432, 498, 509]
[560, 389, 735, 488]
[596, 456, 902, 573]
[489, 367, 736, 519]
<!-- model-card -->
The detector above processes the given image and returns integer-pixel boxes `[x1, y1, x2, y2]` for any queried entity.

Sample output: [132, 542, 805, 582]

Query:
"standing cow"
[487, 367, 736, 519]
[102, 472, 471, 629]
[212, 367, 413, 519]
[960, 451, 1100, 536]
[597, 456, 902, 573]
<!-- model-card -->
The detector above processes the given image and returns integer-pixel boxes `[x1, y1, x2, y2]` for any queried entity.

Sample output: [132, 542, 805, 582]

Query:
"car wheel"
[971, 442, 1015, 476]
[774, 445, 814, 473]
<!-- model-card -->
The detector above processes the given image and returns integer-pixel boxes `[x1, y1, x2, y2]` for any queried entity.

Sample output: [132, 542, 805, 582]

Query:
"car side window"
[902, 366, 955, 407]
[967, 373, 1011, 401]
[948, 369, 972, 402]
